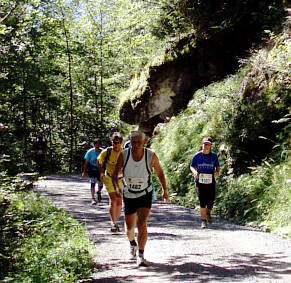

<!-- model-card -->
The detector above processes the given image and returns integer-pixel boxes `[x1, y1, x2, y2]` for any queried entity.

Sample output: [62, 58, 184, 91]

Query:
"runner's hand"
[100, 173, 105, 182]
[162, 191, 168, 203]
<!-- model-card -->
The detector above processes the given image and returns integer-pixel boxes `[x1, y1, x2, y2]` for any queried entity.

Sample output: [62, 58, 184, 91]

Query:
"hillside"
[150, 21, 290, 237]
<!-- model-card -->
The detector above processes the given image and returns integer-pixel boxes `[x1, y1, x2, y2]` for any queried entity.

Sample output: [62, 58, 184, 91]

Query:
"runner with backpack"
[98, 132, 124, 233]
[82, 138, 103, 205]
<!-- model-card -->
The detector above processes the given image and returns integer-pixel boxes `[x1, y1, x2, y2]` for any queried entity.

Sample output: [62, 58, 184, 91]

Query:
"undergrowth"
[0, 174, 96, 282]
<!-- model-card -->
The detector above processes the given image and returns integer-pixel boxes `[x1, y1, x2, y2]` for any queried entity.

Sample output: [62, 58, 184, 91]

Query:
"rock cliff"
[119, 5, 287, 136]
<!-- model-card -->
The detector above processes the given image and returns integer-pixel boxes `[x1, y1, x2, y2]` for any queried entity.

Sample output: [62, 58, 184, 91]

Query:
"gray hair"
[130, 131, 145, 140]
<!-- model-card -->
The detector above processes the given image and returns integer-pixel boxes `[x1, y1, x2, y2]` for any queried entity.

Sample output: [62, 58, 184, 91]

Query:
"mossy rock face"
[120, 35, 241, 135]
[119, 6, 288, 136]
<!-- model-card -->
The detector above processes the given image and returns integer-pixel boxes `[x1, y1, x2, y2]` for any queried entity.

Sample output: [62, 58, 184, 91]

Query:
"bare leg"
[108, 192, 122, 222]
[97, 184, 103, 193]
[97, 184, 103, 201]
[136, 208, 151, 251]
[125, 213, 137, 241]
[200, 207, 207, 220]
[91, 184, 96, 199]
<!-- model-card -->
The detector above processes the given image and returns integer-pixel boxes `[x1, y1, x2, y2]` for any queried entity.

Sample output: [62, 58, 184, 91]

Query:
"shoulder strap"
[144, 148, 152, 186]
[103, 147, 112, 170]
[123, 148, 131, 171]
[144, 148, 151, 175]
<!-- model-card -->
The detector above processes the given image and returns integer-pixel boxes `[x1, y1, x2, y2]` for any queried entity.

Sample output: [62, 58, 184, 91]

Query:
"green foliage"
[224, 30, 291, 174]
[152, 0, 287, 40]
[151, 28, 290, 237]
[0, 174, 96, 282]
[216, 158, 291, 237]
[0, 0, 162, 175]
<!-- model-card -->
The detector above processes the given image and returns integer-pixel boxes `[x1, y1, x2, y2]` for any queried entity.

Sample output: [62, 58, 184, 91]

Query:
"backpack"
[103, 147, 112, 171]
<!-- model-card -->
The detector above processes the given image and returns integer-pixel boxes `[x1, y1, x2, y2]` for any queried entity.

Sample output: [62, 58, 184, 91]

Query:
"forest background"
[0, 0, 290, 237]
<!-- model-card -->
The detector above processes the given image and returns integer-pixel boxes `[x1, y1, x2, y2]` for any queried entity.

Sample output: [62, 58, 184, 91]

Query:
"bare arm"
[151, 153, 168, 202]
[82, 160, 89, 178]
[97, 158, 104, 181]
[112, 153, 124, 196]
[190, 165, 199, 179]
[214, 166, 220, 178]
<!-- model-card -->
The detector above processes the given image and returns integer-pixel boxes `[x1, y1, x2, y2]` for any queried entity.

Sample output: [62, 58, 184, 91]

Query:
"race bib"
[199, 173, 212, 184]
[127, 177, 146, 192]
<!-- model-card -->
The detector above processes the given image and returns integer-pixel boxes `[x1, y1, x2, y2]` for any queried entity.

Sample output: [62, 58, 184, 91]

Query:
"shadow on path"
[91, 251, 291, 283]
[35, 175, 291, 283]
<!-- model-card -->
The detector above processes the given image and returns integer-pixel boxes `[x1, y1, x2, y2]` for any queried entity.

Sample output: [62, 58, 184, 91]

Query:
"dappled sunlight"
[36, 175, 291, 282]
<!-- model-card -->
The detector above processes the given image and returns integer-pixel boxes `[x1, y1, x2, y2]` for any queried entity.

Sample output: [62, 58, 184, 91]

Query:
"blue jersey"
[84, 148, 103, 168]
[190, 151, 219, 182]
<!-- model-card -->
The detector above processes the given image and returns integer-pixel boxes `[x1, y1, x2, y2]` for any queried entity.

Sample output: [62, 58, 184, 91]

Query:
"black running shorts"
[123, 191, 153, 215]
[195, 182, 216, 209]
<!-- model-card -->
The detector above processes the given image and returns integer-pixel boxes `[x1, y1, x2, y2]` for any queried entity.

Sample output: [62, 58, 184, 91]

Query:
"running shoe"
[97, 192, 102, 202]
[110, 223, 121, 233]
[207, 213, 213, 224]
[130, 245, 138, 260]
[115, 223, 121, 232]
[91, 198, 97, 205]
[137, 255, 149, 267]
[201, 220, 207, 229]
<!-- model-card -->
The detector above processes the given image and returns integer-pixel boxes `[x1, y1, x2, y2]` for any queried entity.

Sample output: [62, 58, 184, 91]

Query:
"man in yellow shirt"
[98, 132, 124, 232]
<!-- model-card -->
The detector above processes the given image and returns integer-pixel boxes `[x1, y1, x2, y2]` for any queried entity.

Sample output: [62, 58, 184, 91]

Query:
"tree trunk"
[62, 12, 74, 173]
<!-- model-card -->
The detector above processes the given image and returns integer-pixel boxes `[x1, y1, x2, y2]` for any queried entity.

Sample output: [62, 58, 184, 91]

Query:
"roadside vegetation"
[0, 174, 96, 282]
[151, 27, 290, 238]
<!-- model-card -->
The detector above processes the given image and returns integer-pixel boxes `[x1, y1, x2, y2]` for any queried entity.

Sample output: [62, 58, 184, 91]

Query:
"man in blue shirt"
[190, 137, 220, 228]
[82, 138, 103, 205]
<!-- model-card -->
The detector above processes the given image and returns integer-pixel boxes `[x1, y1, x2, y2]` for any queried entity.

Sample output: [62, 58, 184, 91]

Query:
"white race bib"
[199, 173, 212, 184]
[127, 177, 146, 192]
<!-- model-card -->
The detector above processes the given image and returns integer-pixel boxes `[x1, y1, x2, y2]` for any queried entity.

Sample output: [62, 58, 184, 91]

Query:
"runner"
[98, 132, 123, 233]
[190, 137, 220, 228]
[112, 131, 168, 267]
[82, 138, 103, 205]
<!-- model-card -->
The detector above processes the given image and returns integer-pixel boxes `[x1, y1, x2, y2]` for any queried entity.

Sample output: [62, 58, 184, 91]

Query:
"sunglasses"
[112, 140, 121, 144]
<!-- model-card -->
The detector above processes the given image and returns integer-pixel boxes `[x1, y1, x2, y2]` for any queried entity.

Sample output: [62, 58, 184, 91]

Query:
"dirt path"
[35, 175, 291, 283]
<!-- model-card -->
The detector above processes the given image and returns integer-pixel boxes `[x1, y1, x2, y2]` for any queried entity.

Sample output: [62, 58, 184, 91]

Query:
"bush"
[0, 174, 96, 282]
[216, 157, 290, 237]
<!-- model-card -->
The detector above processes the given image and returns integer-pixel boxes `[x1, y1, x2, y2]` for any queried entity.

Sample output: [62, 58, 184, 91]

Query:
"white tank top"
[123, 148, 154, 198]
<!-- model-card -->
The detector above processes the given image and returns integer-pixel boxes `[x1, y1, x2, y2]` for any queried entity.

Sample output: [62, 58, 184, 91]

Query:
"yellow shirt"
[97, 147, 122, 176]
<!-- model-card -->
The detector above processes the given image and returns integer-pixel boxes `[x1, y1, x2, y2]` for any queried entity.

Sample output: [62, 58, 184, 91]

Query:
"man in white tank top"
[112, 131, 168, 267]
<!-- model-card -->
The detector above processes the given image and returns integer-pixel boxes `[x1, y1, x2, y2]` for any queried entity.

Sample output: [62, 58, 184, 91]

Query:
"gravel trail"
[35, 175, 291, 283]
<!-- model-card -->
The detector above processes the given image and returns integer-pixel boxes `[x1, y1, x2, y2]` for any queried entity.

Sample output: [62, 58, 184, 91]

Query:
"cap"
[111, 132, 123, 141]
[202, 137, 212, 144]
